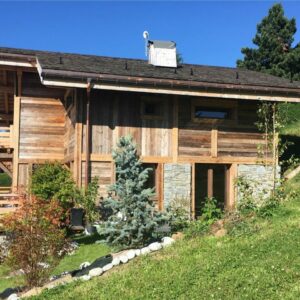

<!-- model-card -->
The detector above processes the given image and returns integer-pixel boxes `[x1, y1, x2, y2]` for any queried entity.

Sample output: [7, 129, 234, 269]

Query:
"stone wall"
[237, 164, 280, 202]
[163, 163, 191, 210]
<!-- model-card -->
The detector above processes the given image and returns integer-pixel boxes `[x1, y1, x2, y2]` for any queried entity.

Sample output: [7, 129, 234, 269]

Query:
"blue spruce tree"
[101, 136, 165, 247]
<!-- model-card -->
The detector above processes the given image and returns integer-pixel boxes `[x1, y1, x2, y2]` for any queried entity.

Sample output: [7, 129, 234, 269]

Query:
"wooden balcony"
[0, 125, 13, 149]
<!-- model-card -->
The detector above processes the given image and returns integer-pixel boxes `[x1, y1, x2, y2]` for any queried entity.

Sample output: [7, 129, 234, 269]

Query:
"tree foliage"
[237, 3, 300, 81]
[30, 162, 77, 208]
[2, 196, 67, 287]
[100, 136, 166, 247]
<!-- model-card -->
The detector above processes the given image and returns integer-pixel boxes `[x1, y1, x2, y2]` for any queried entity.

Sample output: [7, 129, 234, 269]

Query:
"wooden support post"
[226, 164, 237, 210]
[172, 96, 178, 163]
[12, 71, 22, 191]
[12, 96, 20, 190]
[85, 86, 91, 189]
[211, 129, 218, 158]
[207, 167, 213, 198]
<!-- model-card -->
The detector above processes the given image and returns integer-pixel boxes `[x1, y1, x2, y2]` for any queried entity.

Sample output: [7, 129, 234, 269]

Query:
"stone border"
[16, 237, 175, 299]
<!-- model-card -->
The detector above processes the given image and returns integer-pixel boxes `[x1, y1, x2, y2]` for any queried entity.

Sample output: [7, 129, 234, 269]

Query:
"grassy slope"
[0, 235, 111, 292]
[281, 103, 300, 136]
[32, 175, 300, 300]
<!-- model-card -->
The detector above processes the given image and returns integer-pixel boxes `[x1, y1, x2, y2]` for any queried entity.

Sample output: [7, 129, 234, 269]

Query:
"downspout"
[85, 79, 92, 189]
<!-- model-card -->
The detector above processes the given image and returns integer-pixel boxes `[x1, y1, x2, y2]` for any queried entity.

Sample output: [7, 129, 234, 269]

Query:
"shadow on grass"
[72, 234, 102, 245]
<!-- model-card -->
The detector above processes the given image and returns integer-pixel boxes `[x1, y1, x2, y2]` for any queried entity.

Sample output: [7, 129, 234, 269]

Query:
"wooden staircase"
[0, 188, 20, 215]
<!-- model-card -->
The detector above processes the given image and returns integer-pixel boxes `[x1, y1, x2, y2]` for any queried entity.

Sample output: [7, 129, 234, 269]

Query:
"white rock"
[112, 257, 121, 266]
[135, 249, 141, 256]
[103, 263, 113, 272]
[89, 267, 103, 277]
[7, 294, 19, 300]
[37, 262, 50, 269]
[126, 249, 136, 260]
[141, 247, 151, 255]
[148, 242, 162, 252]
[79, 262, 90, 269]
[80, 275, 91, 281]
[161, 237, 175, 247]
[119, 255, 129, 264]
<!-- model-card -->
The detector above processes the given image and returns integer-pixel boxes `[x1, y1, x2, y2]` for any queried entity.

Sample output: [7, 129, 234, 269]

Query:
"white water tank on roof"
[148, 40, 177, 68]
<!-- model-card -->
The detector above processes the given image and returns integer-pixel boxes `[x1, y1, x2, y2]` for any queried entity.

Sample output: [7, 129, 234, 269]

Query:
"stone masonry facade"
[237, 164, 280, 203]
[163, 163, 192, 210]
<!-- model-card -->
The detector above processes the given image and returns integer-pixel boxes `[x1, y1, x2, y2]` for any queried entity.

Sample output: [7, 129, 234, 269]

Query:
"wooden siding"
[81, 161, 112, 198]
[19, 97, 65, 161]
[64, 94, 76, 160]
[82, 91, 173, 158]
[178, 97, 267, 159]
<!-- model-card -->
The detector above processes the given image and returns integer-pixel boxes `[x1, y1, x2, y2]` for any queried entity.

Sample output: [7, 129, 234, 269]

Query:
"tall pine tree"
[101, 136, 166, 247]
[237, 3, 300, 81]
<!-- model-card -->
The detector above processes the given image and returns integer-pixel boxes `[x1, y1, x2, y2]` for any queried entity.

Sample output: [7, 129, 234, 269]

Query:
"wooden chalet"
[0, 46, 299, 217]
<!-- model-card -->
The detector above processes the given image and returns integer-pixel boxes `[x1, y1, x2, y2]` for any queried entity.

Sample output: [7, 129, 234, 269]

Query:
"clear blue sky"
[1, 1, 300, 67]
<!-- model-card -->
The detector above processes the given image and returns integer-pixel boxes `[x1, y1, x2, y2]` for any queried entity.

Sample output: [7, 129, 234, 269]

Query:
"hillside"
[31, 174, 300, 300]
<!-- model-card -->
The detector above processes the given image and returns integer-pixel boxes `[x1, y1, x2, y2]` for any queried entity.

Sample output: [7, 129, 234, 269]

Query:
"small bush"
[236, 177, 258, 214]
[200, 197, 223, 224]
[166, 196, 191, 232]
[185, 197, 222, 238]
[30, 162, 77, 208]
[2, 196, 68, 287]
[76, 177, 99, 224]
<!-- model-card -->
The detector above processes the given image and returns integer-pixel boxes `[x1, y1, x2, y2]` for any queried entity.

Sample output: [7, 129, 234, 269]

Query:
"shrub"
[76, 177, 99, 224]
[2, 196, 68, 287]
[236, 177, 258, 214]
[100, 136, 167, 248]
[200, 197, 223, 224]
[30, 162, 77, 208]
[185, 197, 222, 237]
[166, 196, 191, 232]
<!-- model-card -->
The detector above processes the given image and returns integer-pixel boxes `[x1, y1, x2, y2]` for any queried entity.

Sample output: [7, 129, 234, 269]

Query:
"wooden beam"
[178, 156, 273, 165]
[172, 96, 178, 163]
[85, 87, 91, 189]
[81, 153, 173, 163]
[12, 96, 20, 189]
[207, 167, 213, 198]
[43, 78, 300, 103]
[211, 129, 218, 158]
[226, 164, 237, 210]
[0, 153, 13, 159]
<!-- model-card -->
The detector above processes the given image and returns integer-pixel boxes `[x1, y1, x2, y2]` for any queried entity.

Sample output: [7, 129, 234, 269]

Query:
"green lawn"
[0, 234, 111, 292]
[28, 175, 300, 300]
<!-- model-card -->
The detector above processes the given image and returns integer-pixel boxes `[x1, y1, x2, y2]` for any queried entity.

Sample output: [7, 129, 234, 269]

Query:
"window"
[191, 99, 237, 124]
[141, 99, 163, 119]
[194, 107, 231, 120]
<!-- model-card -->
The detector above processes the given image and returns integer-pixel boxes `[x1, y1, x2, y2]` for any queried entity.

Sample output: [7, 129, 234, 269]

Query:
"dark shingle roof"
[0, 46, 300, 91]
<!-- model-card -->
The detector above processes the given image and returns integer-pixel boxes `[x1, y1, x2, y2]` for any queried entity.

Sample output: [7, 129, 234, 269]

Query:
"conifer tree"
[101, 136, 166, 247]
[237, 3, 300, 81]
